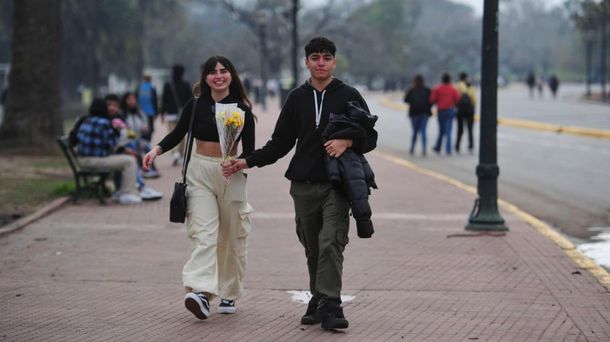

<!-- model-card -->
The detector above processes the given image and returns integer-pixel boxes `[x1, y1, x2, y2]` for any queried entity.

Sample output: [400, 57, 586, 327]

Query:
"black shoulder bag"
[169, 98, 198, 223]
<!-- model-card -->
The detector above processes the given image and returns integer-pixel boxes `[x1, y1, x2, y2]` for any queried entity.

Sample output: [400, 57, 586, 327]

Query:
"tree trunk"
[0, 0, 62, 153]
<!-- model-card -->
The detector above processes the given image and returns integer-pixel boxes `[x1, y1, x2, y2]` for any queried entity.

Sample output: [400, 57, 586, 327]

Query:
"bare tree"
[0, 0, 62, 153]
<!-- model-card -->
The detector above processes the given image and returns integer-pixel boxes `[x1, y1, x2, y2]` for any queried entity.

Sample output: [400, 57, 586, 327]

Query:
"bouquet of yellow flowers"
[215, 103, 246, 182]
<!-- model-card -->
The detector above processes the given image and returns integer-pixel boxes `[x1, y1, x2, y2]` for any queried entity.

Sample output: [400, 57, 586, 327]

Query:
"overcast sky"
[453, 0, 565, 16]
[303, 1, 566, 16]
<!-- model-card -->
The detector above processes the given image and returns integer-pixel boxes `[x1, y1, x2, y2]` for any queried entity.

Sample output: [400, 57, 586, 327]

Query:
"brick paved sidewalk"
[1, 96, 609, 341]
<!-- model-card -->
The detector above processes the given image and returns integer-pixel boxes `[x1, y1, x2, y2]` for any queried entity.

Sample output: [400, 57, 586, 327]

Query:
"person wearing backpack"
[403, 74, 432, 156]
[455, 72, 476, 154]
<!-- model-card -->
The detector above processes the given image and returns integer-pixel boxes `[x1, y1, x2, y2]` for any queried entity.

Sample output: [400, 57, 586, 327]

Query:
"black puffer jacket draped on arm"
[321, 101, 378, 238]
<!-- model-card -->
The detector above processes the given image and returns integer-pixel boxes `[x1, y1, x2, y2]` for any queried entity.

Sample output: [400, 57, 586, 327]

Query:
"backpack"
[458, 91, 474, 115]
[68, 115, 89, 148]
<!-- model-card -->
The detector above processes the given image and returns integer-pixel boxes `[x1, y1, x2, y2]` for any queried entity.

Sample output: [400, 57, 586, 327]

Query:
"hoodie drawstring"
[313, 89, 326, 129]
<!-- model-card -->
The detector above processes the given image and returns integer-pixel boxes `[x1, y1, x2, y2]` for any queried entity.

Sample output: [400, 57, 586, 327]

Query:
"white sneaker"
[111, 191, 122, 202]
[142, 169, 161, 178]
[118, 193, 142, 205]
[140, 186, 162, 201]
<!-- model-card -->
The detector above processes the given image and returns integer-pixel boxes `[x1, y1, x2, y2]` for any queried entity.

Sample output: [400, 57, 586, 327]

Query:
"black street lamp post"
[466, 0, 508, 232]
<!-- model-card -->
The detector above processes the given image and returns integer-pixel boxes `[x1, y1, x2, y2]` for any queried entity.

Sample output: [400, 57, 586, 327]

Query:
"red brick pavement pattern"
[1, 95, 609, 341]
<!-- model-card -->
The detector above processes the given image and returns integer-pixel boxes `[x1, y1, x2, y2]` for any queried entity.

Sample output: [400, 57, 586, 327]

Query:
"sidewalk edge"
[0, 196, 70, 238]
[373, 150, 610, 292]
[379, 95, 610, 140]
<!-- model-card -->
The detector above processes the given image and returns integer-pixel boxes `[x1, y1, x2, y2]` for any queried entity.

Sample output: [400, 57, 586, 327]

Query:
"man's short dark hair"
[459, 72, 468, 81]
[304, 36, 336, 57]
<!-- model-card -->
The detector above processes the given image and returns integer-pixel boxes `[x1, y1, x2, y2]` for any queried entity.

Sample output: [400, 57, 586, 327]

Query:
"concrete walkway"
[1, 97, 609, 341]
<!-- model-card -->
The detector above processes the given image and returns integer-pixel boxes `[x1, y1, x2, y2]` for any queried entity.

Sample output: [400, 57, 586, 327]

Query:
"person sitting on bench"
[76, 98, 142, 205]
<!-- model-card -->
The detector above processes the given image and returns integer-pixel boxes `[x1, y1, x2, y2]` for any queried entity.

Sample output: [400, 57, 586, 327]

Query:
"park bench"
[56, 136, 112, 204]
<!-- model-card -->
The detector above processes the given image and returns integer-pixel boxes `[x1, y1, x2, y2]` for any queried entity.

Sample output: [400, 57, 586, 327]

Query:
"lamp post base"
[465, 198, 508, 231]
[465, 220, 508, 231]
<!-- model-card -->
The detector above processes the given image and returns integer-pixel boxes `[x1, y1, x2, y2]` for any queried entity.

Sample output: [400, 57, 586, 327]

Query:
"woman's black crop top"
[157, 93, 255, 158]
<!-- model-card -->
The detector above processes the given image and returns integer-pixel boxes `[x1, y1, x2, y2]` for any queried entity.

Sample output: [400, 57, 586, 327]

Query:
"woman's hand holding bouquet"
[215, 103, 245, 183]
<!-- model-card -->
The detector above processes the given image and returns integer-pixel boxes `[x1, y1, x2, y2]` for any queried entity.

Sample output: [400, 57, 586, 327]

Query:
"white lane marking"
[252, 213, 467, 220]
[287, 290, 355, 304]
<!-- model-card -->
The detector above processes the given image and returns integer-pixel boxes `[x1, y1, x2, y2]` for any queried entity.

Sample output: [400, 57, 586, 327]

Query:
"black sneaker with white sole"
[184, 292, 210, 320]
[218, 298, 236, 314]
[301, 293, 321, 325]
[319, 297, 349, 330]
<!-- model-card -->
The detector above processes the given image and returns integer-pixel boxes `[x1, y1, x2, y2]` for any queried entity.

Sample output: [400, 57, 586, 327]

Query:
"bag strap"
[169, 81, 184, 114]
[180, 98, 198, 184]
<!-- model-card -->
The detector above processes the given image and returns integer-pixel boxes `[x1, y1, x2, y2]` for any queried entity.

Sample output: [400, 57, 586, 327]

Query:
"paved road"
[497, 83, 610, 130]
[366, 85, 610, 241]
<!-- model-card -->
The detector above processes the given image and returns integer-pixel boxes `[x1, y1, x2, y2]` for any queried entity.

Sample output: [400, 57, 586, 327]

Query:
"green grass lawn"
[0, 155, 74, 225]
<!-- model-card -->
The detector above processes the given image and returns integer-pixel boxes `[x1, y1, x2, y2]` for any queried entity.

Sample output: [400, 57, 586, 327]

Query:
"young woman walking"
[143, 56, 255, 320]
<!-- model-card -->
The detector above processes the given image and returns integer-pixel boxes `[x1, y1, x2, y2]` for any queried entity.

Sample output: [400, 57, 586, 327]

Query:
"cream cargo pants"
[182, 153, 252, 300]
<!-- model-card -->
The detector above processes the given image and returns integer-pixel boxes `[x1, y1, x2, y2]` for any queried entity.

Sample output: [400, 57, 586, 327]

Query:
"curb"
[379, 95, 610, 140]
[0, 196, 71, 238]
[373, 150, 610, 292]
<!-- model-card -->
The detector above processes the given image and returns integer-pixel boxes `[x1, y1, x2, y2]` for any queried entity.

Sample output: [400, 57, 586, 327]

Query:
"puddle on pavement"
[577, 227, 610, 272]
[286, 290, 355, 304]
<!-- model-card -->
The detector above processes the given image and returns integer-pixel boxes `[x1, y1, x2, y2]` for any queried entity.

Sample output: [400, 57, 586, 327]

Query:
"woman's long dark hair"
[193, 56, 252, 110]
[412, 74, 425, 89]
[120, 92, 138, 113]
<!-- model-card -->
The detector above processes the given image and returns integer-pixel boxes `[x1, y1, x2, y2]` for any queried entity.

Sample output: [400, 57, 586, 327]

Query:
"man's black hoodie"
[246, 78, 370, 183]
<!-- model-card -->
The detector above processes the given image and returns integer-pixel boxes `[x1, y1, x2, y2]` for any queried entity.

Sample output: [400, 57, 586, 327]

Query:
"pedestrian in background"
[161, 64, 193, 166]
[143, 56, 256, 320]
[455, 72, 476, 154]
[430, 73, 460, 155]
[548, 74, 560, 99]
[121, 92, 160, 179]
[106, 94, 162, 201]
[136, 75, 159, 141]
[403, 74, 432, 156]
[526, 72, 536, 98]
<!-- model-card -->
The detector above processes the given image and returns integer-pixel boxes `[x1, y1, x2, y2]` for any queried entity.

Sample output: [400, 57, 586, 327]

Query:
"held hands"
[222, 159, 248, 178]
[142, 146, 162, 171]
[324, 139, 352, 158]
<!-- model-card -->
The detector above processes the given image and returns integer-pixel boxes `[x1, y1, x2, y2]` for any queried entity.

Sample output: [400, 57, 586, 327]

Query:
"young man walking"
[223, 36, 376, 330]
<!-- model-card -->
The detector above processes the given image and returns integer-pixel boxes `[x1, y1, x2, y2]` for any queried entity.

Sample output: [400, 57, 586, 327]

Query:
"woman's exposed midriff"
[195, 139, 236, 158]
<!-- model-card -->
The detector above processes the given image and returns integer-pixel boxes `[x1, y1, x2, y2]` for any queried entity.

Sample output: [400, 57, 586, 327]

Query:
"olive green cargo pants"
[290, 182, 350, 299]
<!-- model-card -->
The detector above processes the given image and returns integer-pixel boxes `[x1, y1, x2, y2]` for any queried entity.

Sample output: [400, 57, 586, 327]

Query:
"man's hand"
[324, 139, 352, 158]
[222, 159, 249, 178]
